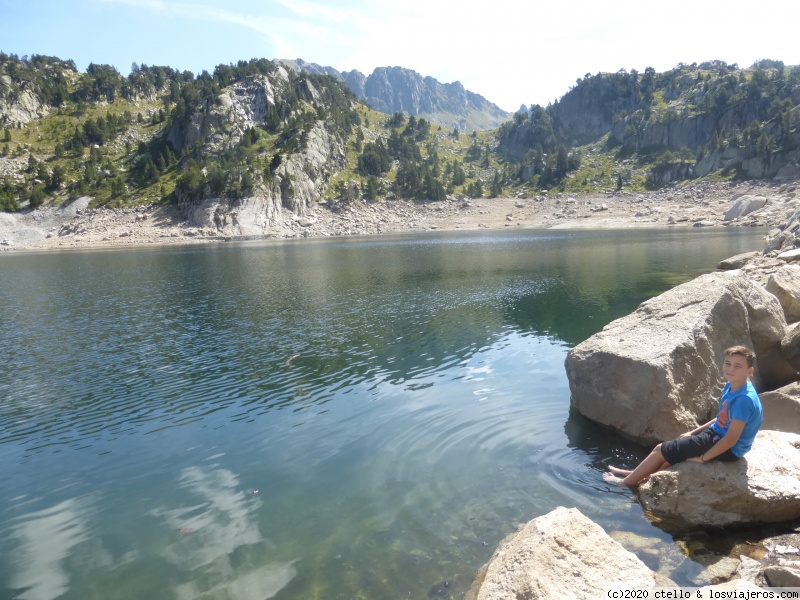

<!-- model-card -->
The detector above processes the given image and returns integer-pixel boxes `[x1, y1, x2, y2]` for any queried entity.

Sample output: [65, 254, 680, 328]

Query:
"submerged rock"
[566, 271, 794, 446]
[637, 431, 800, 529]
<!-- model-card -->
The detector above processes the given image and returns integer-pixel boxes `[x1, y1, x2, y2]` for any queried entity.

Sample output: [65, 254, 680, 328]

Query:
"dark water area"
[0, 228, 766, 599]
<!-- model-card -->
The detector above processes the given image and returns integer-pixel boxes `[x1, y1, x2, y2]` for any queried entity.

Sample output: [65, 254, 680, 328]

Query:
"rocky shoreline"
[469, 182, 800, 598]
[1, 179, 797, 252]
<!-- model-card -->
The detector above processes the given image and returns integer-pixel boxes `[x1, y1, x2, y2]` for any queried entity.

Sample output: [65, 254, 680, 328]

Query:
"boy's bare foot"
[602, 472, 631, 487]
[607, 466, 632, 476]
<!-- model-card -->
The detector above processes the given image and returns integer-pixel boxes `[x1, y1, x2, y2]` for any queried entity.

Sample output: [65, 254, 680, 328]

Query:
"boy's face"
[722, 353, 753, 388]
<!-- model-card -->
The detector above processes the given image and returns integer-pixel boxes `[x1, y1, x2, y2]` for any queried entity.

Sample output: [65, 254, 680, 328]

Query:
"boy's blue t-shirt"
[709, 380, 763, 457]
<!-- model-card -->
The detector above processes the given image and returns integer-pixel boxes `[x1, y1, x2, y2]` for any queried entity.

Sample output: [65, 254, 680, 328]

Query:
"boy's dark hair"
[724, 345, 755, 368]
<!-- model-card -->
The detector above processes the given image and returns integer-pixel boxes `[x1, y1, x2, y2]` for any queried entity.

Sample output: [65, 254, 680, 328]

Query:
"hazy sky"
[4, 0, 800, 112]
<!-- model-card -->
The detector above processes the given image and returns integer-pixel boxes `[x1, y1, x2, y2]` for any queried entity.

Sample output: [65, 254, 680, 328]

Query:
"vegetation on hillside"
[1, 53, 800, 215]
[498, 60, 800, 192]
[0, 53, 360, 211]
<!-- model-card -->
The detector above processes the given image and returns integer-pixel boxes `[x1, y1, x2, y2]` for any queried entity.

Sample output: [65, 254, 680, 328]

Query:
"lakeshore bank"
[1, 179, 795, 252]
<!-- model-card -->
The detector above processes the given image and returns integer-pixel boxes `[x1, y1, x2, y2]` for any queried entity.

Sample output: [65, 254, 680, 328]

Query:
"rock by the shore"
[566, 271, 794, 445]
[637, 430, 800, 529]
[778, 248, 800, 263]
[466, 507, 670, 600]
[724, 195, 768, 221]
[717, 251, 759, 270]
[764, 566, 800, 587]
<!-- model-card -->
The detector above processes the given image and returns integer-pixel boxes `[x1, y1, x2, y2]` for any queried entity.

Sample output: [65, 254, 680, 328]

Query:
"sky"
[3, 0, 800, 113]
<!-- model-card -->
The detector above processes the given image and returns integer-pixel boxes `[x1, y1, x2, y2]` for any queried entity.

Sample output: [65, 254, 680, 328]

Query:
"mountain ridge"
[278, 58, 510, 132]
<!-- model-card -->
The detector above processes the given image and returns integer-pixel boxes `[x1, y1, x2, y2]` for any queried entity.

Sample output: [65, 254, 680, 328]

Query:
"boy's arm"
[679, 418, 716, 438]
[687, 419, 745, 463]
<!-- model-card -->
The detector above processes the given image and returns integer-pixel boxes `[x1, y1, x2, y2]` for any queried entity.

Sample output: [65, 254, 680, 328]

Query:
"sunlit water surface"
[0, 228, 766, 599]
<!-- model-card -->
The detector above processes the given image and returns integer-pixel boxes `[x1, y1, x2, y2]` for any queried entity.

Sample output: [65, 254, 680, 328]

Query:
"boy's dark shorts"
[661, 429, 740, 465]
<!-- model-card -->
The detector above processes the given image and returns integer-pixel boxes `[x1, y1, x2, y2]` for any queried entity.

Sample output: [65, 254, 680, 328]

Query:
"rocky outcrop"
[637, 431, 800, 528]
[647, 162, 695, 187]
[183, 193, 274, 236]
[0, 86, 51, 127]
[180, 119, 344, 234]
[466, 507, 671, 600]
[168, 70, 289, 154]
[279, 59, 510, 131]
[165, 65, 347, 234]
[566, 271, 795, 446]
[698, 147, 800, 180]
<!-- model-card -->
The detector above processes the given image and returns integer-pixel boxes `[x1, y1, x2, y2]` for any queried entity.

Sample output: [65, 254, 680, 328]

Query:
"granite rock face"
[466, 507, 668, 600]
[166, 67, 347, 234]
[637, 431, 800, 528]
[0, 86, 51, 126]
[566, 271, 794, 445]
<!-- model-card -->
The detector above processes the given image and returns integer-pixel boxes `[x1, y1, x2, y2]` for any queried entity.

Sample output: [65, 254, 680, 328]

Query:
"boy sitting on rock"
[603, 345, 763, 486]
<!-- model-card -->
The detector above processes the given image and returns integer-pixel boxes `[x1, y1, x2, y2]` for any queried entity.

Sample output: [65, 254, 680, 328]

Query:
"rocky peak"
[279, 59, 510, 131]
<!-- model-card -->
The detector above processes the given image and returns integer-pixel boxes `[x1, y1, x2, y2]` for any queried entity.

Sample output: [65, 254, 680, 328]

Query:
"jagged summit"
[278, 58, 509, 131]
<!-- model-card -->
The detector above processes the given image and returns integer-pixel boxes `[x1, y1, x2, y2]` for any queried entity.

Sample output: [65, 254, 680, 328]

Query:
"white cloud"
[94, 0, 800, 110]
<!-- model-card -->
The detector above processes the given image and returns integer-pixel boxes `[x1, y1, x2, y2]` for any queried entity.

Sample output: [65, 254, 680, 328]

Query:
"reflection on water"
[151, 465, 296, 600]
[11, 498, 91, 600]
[0, 228, 765, 598]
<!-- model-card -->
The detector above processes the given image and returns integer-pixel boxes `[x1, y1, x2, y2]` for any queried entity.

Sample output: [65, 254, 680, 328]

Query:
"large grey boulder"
[778, 249, 800, 263]
[637, 431, 800, 528]
[766, 264, 800, 323]
[566, 271, 794, 445]
[466, 507, 669, 600]
[724, 195, 768, 221]
[761, 381, 800, 433]
[764, 566, 800, 587]
[717, 251, 758, 270]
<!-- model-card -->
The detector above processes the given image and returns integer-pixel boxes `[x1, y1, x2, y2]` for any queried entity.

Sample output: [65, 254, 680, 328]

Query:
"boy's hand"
[686, 457, 705, 463]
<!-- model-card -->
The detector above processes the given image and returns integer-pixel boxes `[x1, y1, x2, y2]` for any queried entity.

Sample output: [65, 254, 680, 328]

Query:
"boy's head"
[722, 345, 755, 387]
[724, 345, 755, 368]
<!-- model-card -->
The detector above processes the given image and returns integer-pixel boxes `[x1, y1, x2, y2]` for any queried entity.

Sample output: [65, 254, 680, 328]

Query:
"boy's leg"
[607, 460, 669, 478]
[604, 431, 717, 487]
[603, 444, 668, 486]
[607, 466, 631, 476]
